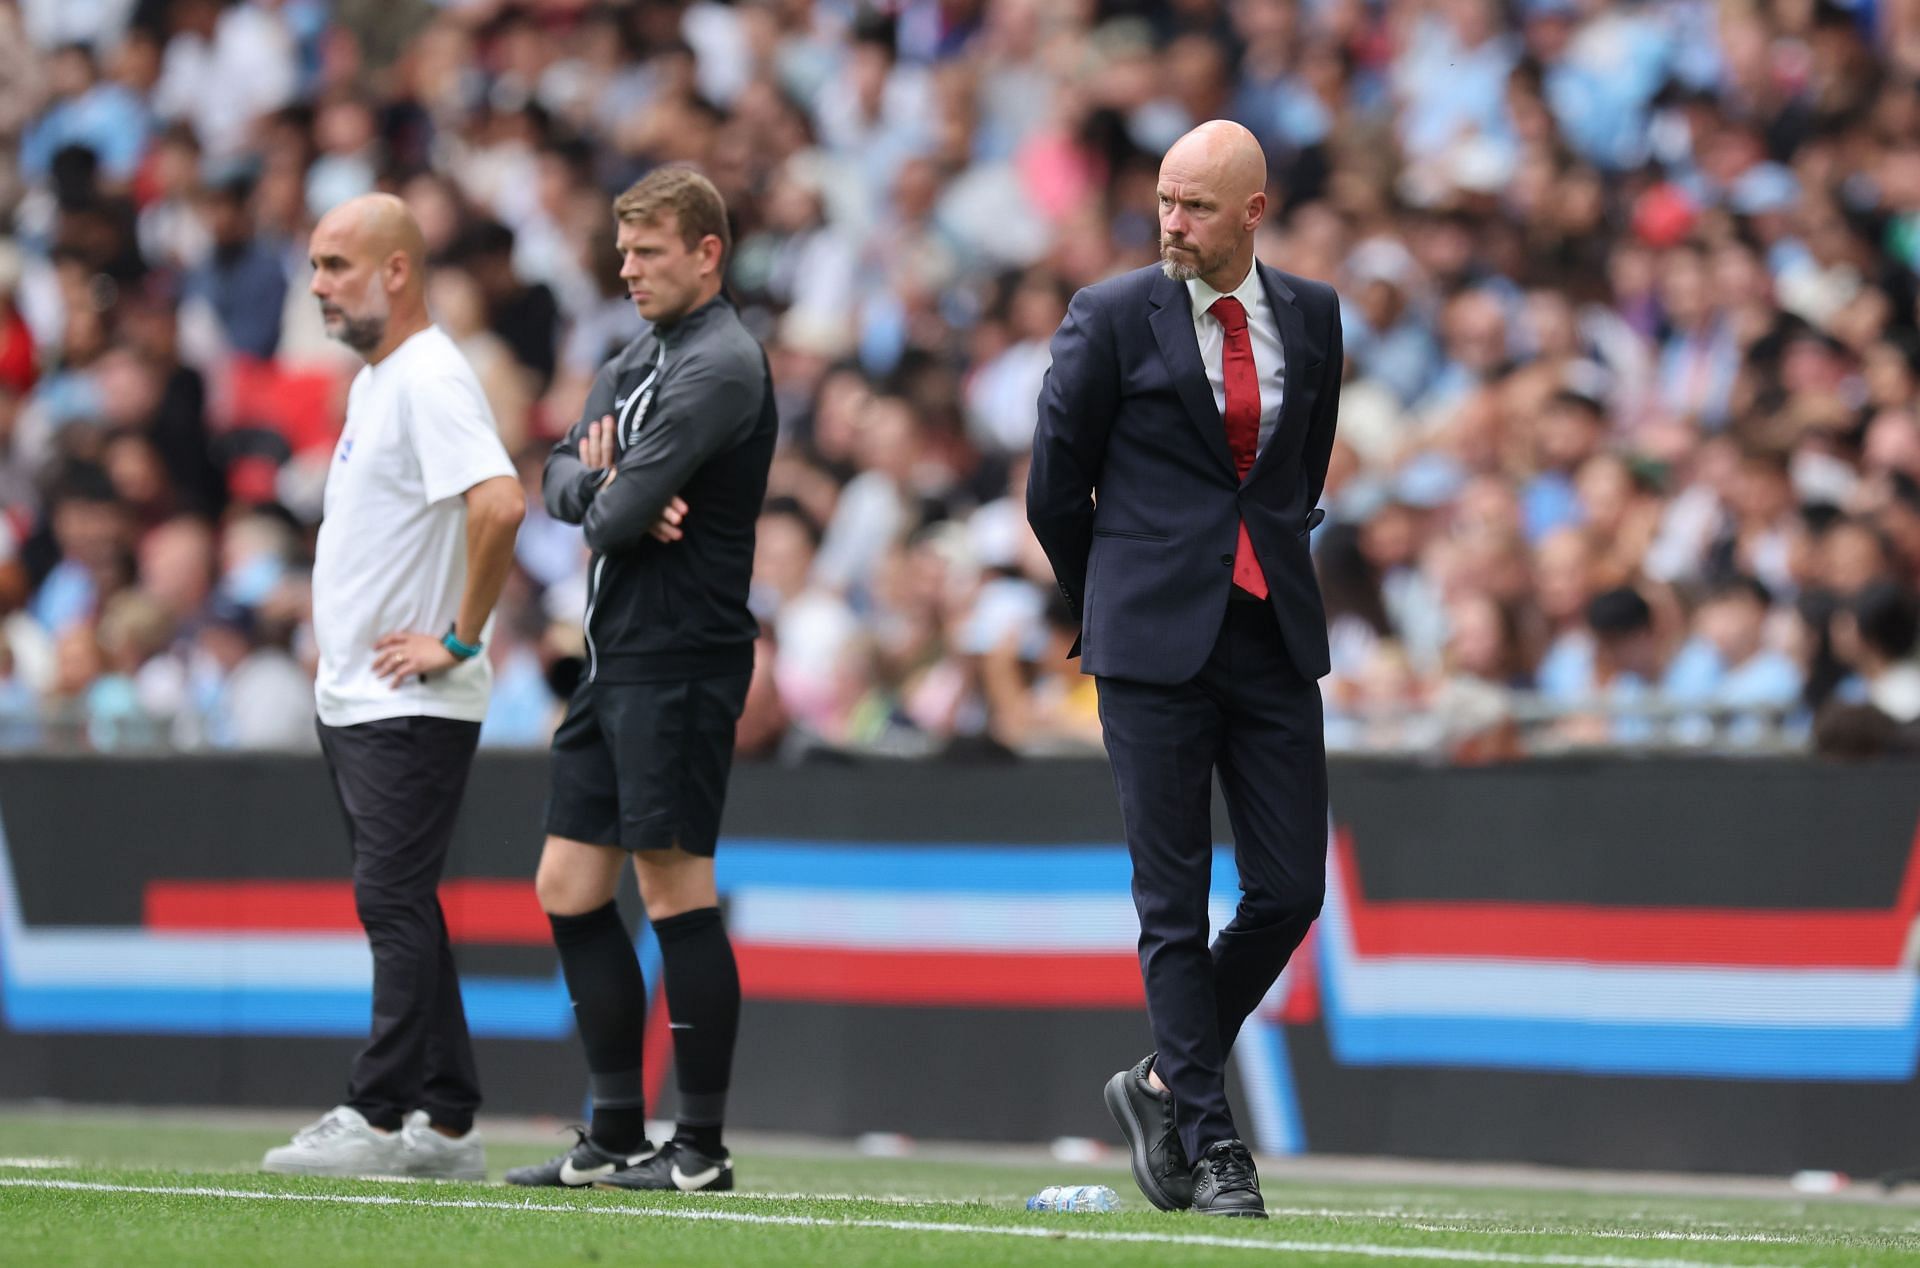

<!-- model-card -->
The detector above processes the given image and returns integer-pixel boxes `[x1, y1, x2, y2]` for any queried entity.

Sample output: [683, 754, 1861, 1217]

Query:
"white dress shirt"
[1186, 265, 1285, 453]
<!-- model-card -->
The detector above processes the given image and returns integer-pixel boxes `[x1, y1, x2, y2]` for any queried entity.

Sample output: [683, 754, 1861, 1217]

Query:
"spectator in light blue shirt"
[1416, 287, 1511, 425]
[1664, 575, 1804, 744]
[1654, 243, 1739, 430]
[1341, 239, 1441, 407]
[1523, 390, 1607, 544]
[1519, 0, 1673, 171]
[19, 43, 150, 186]
[480, 642, 561, 747]
[1394, 0, 1518, 154]
[29, 466, 127, 637]
[1728, 163, 1813, 278]
[1549, 586, 1665, 745]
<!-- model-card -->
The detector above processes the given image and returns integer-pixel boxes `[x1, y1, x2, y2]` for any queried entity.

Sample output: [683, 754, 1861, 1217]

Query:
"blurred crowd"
[5, 0, 1920, 760]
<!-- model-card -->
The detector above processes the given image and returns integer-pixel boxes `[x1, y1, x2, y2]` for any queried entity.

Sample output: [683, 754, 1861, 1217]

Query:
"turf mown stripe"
[0, 1177, 1767, 1268]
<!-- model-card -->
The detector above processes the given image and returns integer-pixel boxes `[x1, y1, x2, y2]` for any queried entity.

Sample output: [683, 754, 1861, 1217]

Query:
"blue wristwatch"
[441, 626, 483, 661]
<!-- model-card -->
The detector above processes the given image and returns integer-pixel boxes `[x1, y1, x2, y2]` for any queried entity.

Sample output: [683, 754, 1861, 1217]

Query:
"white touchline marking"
[703, 1190, 954, 1207]
[0, 1157, 73, 1169]
[1265, 1199, 1920, 1240]
[0, 1177, 1780, 1267]
[1263, 1209, 1826, 1246]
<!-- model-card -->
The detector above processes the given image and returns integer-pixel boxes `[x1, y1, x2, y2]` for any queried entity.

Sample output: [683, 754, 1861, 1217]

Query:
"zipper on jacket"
[583, 555, 607, 681]
[618, 344, 664, 447]
[583, 338, 665, 684]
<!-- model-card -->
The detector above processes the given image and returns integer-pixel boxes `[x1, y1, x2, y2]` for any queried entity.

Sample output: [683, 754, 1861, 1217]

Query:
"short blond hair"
[613, 165, 731, 262]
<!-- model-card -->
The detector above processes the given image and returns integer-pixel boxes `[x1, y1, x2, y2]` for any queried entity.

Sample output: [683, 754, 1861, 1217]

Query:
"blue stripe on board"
[2, 976, 575, 1039]
[1323, 1014, 1920, 1080]
[1236, 1017, 1307, 1156]
[1, 932, 659, 1040]
[1263, 1021, 1307, 1151]
[716, 842, 1238, 895]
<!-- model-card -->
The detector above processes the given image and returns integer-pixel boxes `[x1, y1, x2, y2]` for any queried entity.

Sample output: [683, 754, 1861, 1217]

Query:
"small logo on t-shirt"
[338, 438, 354, 463]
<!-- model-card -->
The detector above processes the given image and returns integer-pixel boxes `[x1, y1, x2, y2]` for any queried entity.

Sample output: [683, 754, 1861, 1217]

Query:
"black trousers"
[1096, 599, 1328, 1161]
[317, 715, 484, 1134]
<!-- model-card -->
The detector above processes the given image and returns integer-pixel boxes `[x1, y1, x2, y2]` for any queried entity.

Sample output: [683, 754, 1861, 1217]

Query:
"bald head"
[308, 194, 431, 361]
[1163, 121, 1267, 203]
[316, 193, 426, 274]
[1157, 121, 1269, 289]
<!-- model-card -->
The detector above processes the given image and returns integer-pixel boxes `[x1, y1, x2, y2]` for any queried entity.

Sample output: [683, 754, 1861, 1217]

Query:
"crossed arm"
[544, 356, 757, 554]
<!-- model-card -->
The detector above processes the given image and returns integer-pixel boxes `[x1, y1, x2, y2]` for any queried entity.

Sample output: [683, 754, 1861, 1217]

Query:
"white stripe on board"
[6, 930, 371, 988]
[1316, 867, 1920, 1026]
[728, 889, 1233, 952]
[1322, 956, 1917, 1025]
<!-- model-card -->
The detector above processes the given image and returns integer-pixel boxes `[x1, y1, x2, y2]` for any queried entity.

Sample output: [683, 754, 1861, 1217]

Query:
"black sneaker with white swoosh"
[502, 1129, 656, 1187]
[594, 1140, 734, 1193]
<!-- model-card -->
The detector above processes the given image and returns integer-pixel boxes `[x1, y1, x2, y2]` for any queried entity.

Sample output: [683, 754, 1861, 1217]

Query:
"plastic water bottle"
[1026, 1184, 1120, 1212]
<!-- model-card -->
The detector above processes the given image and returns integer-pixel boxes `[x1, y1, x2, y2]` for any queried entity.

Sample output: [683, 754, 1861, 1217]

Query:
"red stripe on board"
[145, 882, 1153, 1008]
[735, 944, 1146, 1008]
[148, 810, 1920, 977]
[1333, 821, 1920, 968]
[144, 881, 549, 945]
[145, 881, 356, 934]
[1277, 932, 1320, 1024]
[438, 882, 548, 944]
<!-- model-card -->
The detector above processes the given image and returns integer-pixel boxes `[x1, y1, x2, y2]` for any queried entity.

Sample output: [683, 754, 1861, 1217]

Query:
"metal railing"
[0, 692, 1812, 759]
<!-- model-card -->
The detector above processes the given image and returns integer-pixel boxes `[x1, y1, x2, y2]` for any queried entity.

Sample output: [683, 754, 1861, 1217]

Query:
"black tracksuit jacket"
[543, 295, 777, 683]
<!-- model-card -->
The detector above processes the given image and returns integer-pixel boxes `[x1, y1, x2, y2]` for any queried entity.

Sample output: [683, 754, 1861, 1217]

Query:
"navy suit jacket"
[1027, 262, 1342, 685]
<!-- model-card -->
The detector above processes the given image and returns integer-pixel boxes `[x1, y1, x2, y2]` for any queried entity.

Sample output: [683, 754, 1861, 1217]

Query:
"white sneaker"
[262, 1106, 405, 1177]
[399, 1110, 486, 1182]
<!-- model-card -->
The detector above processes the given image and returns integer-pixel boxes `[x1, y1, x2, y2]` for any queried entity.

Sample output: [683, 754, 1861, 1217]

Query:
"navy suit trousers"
[1095, 599, 1328, 1160]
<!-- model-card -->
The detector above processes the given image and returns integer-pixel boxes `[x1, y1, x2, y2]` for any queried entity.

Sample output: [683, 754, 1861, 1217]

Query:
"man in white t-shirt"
[262, 194, 523, 1181]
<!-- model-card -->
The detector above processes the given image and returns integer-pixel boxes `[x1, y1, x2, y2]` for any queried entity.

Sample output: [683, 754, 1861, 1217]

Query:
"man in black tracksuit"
[507, 166, 775, 1195]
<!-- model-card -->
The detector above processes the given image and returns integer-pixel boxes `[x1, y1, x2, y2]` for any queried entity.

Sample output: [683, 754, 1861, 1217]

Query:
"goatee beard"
[1160, 238, 1222, 283]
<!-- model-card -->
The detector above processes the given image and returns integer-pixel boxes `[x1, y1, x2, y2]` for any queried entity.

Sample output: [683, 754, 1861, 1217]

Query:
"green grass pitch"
[3, 1109, 1920, 1266]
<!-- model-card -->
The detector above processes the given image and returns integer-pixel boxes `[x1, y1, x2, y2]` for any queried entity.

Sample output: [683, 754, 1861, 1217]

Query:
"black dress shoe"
[1190, 1139, 1266, 1218]
[1102, 1053, 1193, 1210]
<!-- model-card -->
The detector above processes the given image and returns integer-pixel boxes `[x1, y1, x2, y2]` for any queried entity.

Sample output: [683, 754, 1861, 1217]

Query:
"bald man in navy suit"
[1027, 121, 1341, 1219]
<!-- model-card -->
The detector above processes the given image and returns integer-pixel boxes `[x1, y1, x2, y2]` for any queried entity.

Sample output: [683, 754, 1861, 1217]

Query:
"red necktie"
[1208, 296, 1269, 599]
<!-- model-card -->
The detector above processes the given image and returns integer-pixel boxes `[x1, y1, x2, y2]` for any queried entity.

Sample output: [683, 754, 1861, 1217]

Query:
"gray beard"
[1159, 241, 1229, 284]
[336, 314, 386, 355]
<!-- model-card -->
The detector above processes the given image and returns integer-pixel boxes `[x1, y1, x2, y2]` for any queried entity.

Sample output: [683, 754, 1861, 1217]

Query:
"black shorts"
[544, 672, 751, 855]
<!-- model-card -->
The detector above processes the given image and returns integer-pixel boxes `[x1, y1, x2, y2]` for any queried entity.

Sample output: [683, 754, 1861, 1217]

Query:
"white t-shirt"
[313, 326, 516, 727]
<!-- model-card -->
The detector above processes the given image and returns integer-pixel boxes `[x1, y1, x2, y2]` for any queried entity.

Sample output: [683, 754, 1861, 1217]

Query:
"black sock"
[653, 905, 738, 1158]
[548, 902, 649, 1154]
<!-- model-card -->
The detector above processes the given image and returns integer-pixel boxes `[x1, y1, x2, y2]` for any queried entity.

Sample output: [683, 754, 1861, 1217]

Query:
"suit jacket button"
[1219, 554, 1234, 565]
